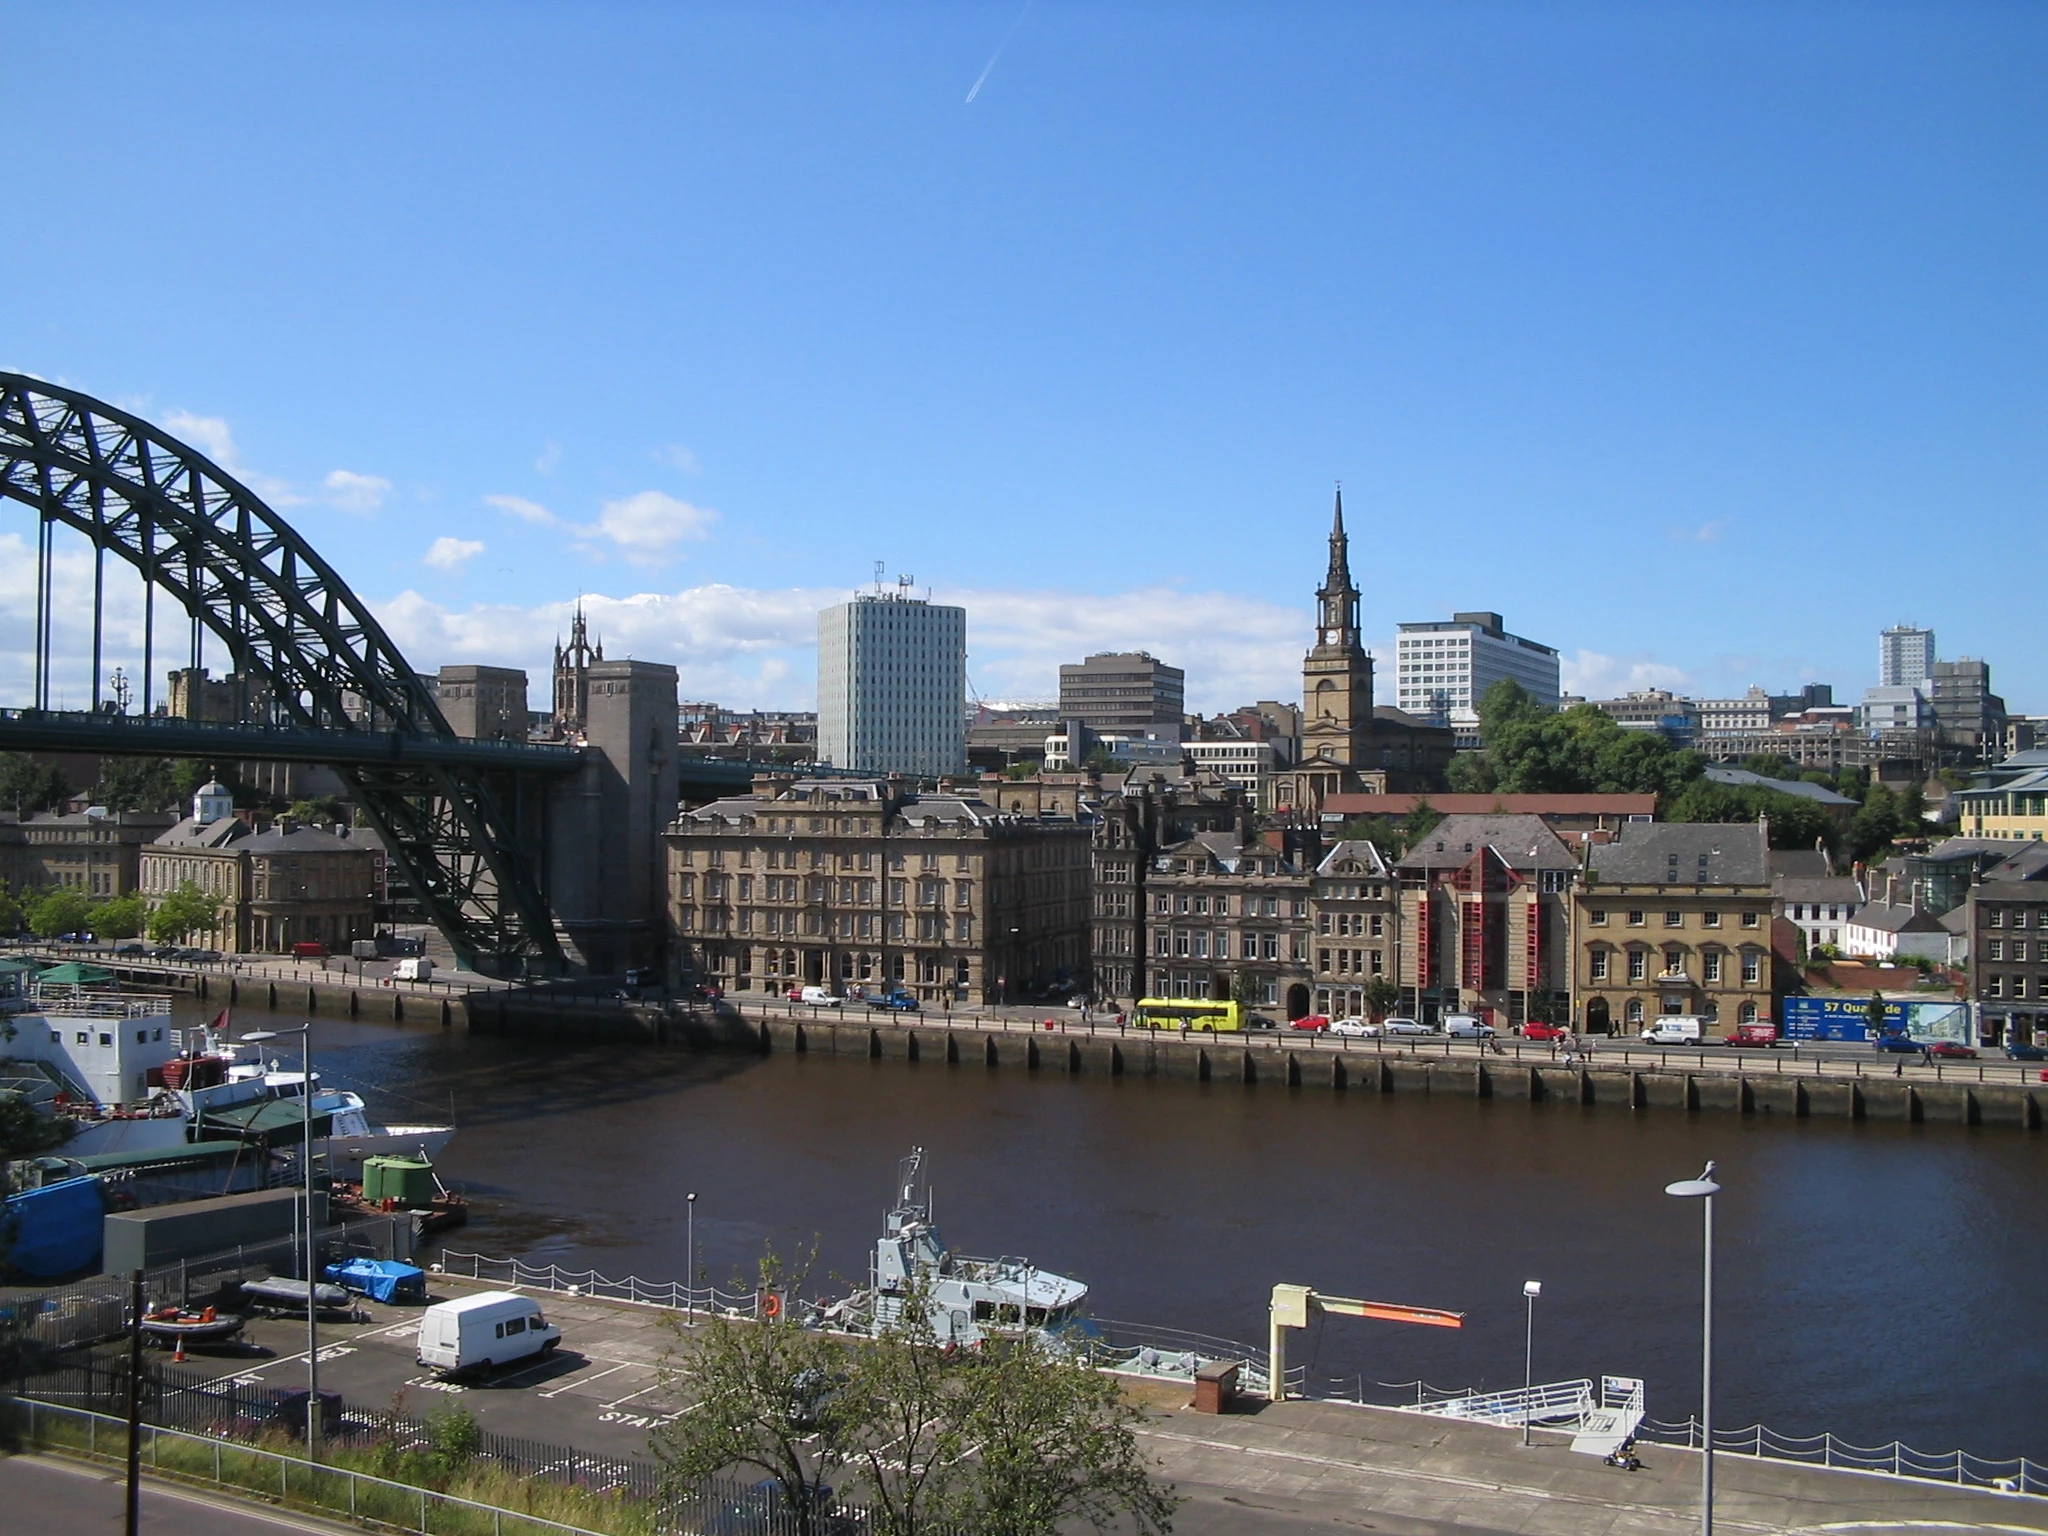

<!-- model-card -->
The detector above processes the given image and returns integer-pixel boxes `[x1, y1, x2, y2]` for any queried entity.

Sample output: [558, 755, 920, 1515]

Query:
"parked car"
[113, 943, 145, 957]
[873, 991, 919, 1012]
[799, 985, 842, 1007]
[1521, 1021, 1568, 1042]
[290, 941, 327, 960]
[689, 981, 724, 1002]
[1244, 1014, 1279, 1030]
[1290, 1014, 1329, 1032]
[193, 949, 222, 963]
[1382, 1017, 1429, 1036]
[1928, 1040, 1978, 1060]
[1722, 1022, 1781, 1048]
[1443, 1014, 1495, 1039]
[1329, 1017, 1378, 1037]
[1872, 1033, 1921, 1054]
[1639, 1017, 1707, 1045]
[2003, 1041, 2047, 1061]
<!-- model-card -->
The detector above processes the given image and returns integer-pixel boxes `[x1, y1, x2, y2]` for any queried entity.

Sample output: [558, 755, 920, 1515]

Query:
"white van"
[1639, 1016, 1707, 1045]
[416, 1292, 560, 1375]
[1443, 1014, 1495, 1039]
[799, 985, 841, 1007]
[393, 957, 434, 982]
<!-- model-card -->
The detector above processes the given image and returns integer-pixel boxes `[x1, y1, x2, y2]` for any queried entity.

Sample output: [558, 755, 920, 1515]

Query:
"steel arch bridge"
[0, 371, 571, 976]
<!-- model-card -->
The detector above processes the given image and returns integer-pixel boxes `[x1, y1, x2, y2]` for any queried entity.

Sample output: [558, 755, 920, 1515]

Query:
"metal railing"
[435, 1249, 767, 1317]
[1637, 1414, 2048, 1497]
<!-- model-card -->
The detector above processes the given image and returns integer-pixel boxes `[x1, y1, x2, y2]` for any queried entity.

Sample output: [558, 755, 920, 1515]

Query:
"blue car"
[873, 991, 919, 1012]
[1873, 1034, 1921, 1054]
[2003, 1041, 2046, 1062]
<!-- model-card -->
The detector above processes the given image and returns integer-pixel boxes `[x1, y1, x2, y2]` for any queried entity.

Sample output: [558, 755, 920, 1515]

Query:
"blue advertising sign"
[1781, 996, 1972, 1044]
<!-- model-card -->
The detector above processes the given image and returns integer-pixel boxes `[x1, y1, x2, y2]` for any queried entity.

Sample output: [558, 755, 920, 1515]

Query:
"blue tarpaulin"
[323, 1257, 426, 1304]
[2, 1175, 106, 1279]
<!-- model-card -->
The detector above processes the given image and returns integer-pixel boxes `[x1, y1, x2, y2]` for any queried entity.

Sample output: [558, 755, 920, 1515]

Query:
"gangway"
[1268, 1284, 1465, 1403]
[1409, 1373, 1645, 1457]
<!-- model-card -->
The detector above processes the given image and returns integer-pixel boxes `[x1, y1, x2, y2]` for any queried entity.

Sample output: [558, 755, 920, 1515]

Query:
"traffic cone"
[173, 1337, 186, 1363]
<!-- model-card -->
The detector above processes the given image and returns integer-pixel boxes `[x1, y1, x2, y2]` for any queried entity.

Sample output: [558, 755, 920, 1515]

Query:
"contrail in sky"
[965, 0, 1034, 104]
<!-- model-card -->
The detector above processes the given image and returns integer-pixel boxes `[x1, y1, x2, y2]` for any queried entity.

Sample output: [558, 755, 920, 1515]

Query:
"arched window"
[1625, 999, 1645, 1025]
[1738, 1001, 1758, 1024]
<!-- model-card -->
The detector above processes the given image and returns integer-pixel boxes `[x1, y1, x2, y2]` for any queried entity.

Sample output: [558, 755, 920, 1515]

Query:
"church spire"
[1325, 483, 1352, 596]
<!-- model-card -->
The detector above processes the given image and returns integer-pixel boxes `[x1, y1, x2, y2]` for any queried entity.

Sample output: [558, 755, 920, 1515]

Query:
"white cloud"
[583, 490, 717, 565]
[1667, 520, 1726, 543]
[422, 536, 486, 575]
[369, 580, 1306, 715]
[322, 468, 393, 515]
[159, 409, 303, 505]
[1558, 649, 1690, 701]
[485, 493, 558, 527]
[654, 443, 701, 473]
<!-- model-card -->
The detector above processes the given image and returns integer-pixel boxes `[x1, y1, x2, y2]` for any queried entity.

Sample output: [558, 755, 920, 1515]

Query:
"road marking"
[602, 1380, 663, 1408]
[539, 1361, 634, 1398]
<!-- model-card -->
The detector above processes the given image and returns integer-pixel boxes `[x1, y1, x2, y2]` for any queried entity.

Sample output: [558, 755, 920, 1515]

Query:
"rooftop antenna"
[873, 560, 886, 595]
[898, 574, 915, 598]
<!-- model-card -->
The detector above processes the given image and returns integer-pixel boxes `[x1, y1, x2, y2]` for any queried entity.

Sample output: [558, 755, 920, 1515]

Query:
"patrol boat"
[827, 1147, 1089, 1347]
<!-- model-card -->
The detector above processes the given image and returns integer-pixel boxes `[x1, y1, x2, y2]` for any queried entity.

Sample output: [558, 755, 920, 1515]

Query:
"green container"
[362, 1156, 436, 1208]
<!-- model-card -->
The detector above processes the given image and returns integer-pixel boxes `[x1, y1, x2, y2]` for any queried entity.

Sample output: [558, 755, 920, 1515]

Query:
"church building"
[1269, 491, 1454, 816]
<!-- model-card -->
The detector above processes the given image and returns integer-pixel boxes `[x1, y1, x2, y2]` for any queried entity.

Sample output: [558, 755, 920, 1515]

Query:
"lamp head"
[238, 1030, 278, 1044]
[1523, 1280, 1542, 1298]
[687, 1191, 697, 1203]
[1664, 1158, 1721, 1199]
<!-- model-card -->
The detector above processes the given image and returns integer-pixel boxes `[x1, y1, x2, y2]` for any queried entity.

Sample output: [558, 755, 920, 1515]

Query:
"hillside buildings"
[0, 809, 175, 898]
[1142, 829, 1314, 1014]
[1058, 653, 1184, 739]
[1311, 840, 1397, 1022]
[1966, 843, 2048, 1047]
[1395, 610, 1560, 746]
[817, 590, 967, 777]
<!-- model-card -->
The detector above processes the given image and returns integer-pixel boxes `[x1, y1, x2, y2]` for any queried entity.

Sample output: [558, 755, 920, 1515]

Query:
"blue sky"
[4, 2, 2043, 716]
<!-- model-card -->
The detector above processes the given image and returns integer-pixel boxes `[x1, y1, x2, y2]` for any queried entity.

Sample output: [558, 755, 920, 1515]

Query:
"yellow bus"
[1133, 998, 1243, 1032]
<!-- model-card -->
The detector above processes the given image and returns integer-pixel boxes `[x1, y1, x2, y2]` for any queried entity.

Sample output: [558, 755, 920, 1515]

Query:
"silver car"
[1382, 1017, 1430, 1036]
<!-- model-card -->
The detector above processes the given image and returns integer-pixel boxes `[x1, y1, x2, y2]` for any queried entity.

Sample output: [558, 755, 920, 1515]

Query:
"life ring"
[763, 1293, 782, 1319]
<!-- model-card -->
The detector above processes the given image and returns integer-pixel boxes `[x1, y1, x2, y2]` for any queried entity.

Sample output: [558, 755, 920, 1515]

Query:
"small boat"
[240, 1277, 356, 1315]
[139, 1304, 245, 1349]
[825, 1147, 1088, 1348]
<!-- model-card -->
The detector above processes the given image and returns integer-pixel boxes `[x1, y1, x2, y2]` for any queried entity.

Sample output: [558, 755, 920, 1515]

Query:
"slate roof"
[1768, 849, 1832, 881]
[239, 824, 365, 854]
[1846, 901, 1949, 936]
[1983, 842, 2048, 885]
[1316, 840, 1392, 878]
[1585, 820, 1770, 887]
[1704, 766, 1858, 807]
[152, 816, 250, 850]
[1394, 815, 1579, 874]
[1774, 876, 1865, 906]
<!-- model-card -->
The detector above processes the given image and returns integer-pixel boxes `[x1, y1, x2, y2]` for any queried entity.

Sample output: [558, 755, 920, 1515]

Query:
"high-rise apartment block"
[1395, 611, 1560, 746]
[817, 592, 967, 777]
[1879, 625, 1935, 688]
[1057, 652, 1185, 739]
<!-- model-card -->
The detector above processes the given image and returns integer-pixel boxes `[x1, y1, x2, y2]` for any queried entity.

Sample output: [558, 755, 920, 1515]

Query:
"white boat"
[825, 1147, 1088, 1348]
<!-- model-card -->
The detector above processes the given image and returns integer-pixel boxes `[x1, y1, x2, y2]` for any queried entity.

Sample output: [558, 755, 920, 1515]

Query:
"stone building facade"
[1572, 821, 1775, 1034]
[1310, 839, 1398, 1021]
[1088, 774, 1246, 1006]
[1967, 842, 2048, 1047]
[1395, 814, 1579, 1029]
[664, 776, 1093, 1005]
[1142, 829, 1315, 1017]
[0, 810, 175, 897]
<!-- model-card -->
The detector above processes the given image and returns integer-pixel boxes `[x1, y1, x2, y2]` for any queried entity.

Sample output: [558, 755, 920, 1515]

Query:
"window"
[1627, 950, 1647, 981]
[1589, 949, 1609, 981]
[1738, 1002, 1757, 1024]
[1626, 911, 1645, 927]
[1986, 975, 2004, 998]
[1702, 911, 1721, 928]
[1664, 911, 1684, 928]
[1740, 912, 1760, 929]
[1625, 999, 1645, 1024]
[1703, 952, 1722, 983]
[1741, 953, 1761, 985]
[1589, 908, 1608, 926]
[1990, 908, 2005, 928]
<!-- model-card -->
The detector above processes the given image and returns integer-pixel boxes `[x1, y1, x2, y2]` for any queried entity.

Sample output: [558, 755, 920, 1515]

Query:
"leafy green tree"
[94, 757, 180, 813]
[1363, 976, 1401, 1021]
[0, 753, 71, 814]
[147, 881, 223, 945]
[0, 881, 24, 936]
[26, 887, 96, 939]
[91, 894, 148, 940]
[288, 795, 347, 826]
[1849, 784, 1914, 863]
[1663, 780, 1838, 853]
[0, 1092, 74, 1157]
[1476, 677, 1546, 739]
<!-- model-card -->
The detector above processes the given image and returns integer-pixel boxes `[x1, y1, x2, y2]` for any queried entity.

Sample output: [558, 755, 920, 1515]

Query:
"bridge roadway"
[0, 707, 585, 773]
[101, 1273, 2048, 1536]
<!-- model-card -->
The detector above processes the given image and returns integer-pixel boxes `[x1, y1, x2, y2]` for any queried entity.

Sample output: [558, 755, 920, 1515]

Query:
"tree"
[0, 753, 71, 814]
[0, 881, 23, 937]
[91, 894, 148, 940]
[94, 757, 181, 813]
[26, 887, 96, 939]
[1362, 976, 1401, 1022]
[653, 1251, 867, 1536]
[1865, 990, 1889, 1037]
[0, 1092, 74, 1158]
[288, 795, 347, 827]
[147, 881, 223, 946]
[1662, 779, 1838, 853]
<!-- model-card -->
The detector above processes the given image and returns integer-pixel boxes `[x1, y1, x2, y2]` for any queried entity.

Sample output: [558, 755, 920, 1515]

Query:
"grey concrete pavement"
[0, 1453, 348, 1536]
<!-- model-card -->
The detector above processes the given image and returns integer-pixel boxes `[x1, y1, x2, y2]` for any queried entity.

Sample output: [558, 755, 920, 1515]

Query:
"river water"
[205, 1001, 2047, 1462]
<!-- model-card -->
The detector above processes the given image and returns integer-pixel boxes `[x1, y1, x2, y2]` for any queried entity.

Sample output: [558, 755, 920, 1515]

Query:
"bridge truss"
[0, 372, 569, 976]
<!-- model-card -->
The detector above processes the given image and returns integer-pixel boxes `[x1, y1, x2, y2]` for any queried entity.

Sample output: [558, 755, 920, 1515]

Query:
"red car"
[1291, 1015, 1330, 1032]
[1928, 1040, 1978, 1060]
[1522, 1022, 1568, 1042]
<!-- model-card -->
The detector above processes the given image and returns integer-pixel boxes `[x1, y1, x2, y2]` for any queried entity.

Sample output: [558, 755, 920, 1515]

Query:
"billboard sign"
[1781, 995, 1973, 1044]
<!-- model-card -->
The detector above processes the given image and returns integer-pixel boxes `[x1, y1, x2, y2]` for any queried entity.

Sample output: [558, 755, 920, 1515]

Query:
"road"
[0, 1454, 344, 1536]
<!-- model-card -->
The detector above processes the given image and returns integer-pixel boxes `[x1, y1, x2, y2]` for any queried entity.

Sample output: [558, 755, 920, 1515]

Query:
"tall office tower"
[818, 590, 967, 777]
[1058, 652, 1186, 738]
[1879, 625, 1935, 689]
[1395, 611, 1560, 747]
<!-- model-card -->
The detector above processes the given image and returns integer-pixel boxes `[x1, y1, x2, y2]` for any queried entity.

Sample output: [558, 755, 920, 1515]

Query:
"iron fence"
[436, 1249, 766, 1317]
[1637, 1413, 2048, 1498]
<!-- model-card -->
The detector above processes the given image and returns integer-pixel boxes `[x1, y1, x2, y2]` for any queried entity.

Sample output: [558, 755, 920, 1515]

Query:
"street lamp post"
[1665, 1160, 1721, 1536]
[686, 1191, 697, 1320]
[1521, 1280, 1541, 1446]
[242, 1022, 320, 1460]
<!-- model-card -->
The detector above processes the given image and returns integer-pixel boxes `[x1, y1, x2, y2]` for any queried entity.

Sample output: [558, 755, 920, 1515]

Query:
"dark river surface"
[208, 1001, 2048, 1462]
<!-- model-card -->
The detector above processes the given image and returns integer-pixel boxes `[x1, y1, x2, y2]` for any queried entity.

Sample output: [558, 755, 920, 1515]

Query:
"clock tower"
[1301, 487, 1373, 766]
